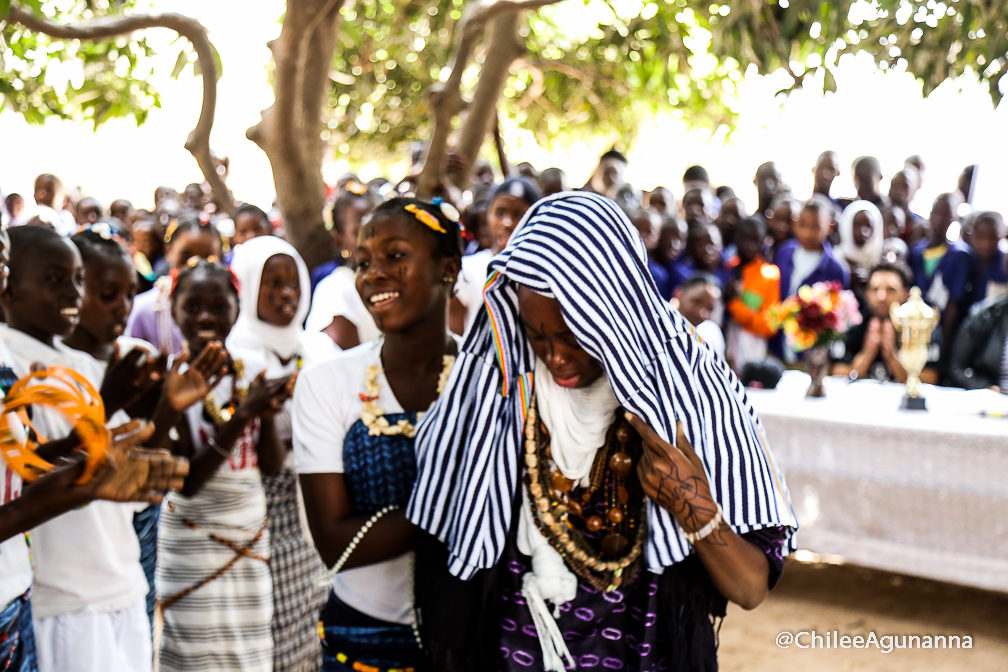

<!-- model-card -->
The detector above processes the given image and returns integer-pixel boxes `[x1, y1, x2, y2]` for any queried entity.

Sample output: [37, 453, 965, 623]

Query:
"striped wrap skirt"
[156, 469, 273, 671]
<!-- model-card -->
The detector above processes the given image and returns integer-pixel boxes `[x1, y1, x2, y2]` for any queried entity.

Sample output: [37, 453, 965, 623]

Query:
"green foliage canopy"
[2, 0, 1004, 155]
[0, 0, 162, 126]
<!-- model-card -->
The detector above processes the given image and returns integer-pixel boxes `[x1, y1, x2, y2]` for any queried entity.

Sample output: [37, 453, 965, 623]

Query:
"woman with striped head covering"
[409, 192, 797, 671]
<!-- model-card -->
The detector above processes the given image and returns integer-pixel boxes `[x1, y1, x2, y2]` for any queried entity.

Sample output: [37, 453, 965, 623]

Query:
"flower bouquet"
[769, 281, 862, 396]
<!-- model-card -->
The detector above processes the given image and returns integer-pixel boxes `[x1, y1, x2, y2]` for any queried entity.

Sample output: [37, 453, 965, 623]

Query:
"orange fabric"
[727, 256, 781, 338]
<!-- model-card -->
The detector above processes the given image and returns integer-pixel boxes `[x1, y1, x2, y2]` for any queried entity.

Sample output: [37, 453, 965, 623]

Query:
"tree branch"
[450, 12, 524, 188]
[6, 4, 234, 215]
[415, 0, 565, 197]
[245, 0, 345, 270]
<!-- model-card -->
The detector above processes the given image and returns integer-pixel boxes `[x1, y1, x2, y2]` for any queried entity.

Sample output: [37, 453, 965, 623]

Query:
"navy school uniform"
[647, 258, 673, 301]
[971, 247, 1007, 304]
[771, 239, 849, 359]
[908, 239, 975, 313]
[775, 239, 849, 298]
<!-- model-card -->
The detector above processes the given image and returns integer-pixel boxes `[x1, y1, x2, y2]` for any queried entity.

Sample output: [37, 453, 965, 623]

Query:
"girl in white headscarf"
[839, 200, 884, 298]
[228, 236, 330, 672]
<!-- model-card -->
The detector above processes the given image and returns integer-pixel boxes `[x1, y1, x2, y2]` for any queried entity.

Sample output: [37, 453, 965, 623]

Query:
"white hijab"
[226, 235, 311, 373]
[839, 200, 884, 269]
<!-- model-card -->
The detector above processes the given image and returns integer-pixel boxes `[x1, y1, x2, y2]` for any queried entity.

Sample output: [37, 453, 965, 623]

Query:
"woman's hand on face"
[163, 342, 228, 413]
[626, 413, 720, 535]
[101, 346, 169, 414]
[240, 372, 296, 420]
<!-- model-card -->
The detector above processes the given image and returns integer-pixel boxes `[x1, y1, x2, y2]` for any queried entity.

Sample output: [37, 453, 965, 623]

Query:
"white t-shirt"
[306, 267, 380, 347]
[454, 250, 493, 336]
[292, 339, 412, 624]
[697, 319, 726, 359]
[0, 327, 148, 619]
[184, 353, 266, 474]
[789, 247, 824, 297]
[0, 336, 33, 611]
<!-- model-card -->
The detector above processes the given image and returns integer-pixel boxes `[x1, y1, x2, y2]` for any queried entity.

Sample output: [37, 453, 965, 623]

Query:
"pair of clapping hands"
[47, 342, 293, 507]
[159, 341, 297, 419]
[101, 342, 295, 421]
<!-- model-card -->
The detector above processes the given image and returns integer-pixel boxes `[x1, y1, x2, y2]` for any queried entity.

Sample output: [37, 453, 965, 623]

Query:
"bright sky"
[1, 0, 1005, 219]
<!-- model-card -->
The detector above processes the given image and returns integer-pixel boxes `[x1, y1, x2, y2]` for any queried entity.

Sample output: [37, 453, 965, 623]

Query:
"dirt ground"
[718, 558, 1008, 671]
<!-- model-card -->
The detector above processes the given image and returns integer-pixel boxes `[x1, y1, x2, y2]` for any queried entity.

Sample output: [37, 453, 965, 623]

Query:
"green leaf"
[0, 0, 11, 22]
[823, 67, 836, 93]
[170, 49, 188, 80]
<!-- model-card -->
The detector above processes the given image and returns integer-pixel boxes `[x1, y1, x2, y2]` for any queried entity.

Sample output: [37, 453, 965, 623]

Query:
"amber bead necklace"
[524, 395, 647, 592]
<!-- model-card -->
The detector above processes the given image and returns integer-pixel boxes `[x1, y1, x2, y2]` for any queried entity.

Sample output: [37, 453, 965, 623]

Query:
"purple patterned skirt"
[495, 537, 670, 672]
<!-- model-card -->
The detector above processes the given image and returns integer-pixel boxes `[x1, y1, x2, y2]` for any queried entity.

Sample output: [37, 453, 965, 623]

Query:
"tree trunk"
[415, 0, 564, 199]
[247, 0, 345, 271]
[4, 4, 234, 216]
[448, 13, 524, 189]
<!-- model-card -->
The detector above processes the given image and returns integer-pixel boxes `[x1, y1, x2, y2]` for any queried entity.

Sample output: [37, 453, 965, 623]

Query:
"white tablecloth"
[749, 372, 1008, 593]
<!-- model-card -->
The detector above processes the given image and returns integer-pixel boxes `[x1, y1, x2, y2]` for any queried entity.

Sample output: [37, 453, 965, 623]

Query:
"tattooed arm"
[628, 414, 772, 610]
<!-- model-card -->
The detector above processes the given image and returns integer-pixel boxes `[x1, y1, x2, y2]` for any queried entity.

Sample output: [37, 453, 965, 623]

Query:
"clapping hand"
[163, 342, 229, 413]
[625, 413, 721, 539]
[29, 421, 189, 506]
[93, 420, 189, 503]
[100, 346, 169, 416]
[240, 372, 296, 420]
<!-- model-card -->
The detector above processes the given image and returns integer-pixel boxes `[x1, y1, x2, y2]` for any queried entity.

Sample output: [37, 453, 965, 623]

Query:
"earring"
[444, 276, 455, 283]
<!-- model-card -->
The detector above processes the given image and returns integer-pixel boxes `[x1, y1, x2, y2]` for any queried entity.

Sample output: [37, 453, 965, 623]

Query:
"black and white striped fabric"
[408, 191, 798, 579]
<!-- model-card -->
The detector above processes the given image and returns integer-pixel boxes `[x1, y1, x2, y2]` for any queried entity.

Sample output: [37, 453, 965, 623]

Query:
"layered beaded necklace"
[523, 395, 647, 592]
[359, 354, 455, 437]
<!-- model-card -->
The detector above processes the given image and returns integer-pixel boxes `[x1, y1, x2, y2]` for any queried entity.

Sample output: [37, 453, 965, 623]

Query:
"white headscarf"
[226, 235, 311, 372]
[839, 200, 884, 269]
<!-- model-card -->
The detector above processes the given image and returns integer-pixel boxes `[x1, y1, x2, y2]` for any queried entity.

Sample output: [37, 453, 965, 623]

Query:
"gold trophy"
[890, 287, 940, 411]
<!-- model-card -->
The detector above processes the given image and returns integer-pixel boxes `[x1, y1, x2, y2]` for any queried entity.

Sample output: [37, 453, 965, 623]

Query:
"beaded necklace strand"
[204, 359, 247, 426]
[359, 354, 455, 437]
[524, 396, 647, 592]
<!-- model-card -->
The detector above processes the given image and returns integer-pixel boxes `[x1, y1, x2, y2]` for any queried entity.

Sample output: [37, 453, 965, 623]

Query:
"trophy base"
[901, 395, 928, 411]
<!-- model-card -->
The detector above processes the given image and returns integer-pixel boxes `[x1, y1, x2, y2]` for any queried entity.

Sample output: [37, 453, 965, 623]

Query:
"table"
[747, 372, 1008, 593]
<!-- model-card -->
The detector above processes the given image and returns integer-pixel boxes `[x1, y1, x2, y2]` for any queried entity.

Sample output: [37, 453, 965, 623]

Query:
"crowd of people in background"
[0, 143, 1003, 672]
[9, 146, 989, 391]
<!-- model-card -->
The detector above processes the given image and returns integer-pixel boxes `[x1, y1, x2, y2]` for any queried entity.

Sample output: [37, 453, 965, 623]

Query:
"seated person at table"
[832, 262, 940, 384]
[673, 274, 725, 359]
[965, 211, 1007, 303]
[777, 196, 849, 300]
[725, 217, 780, 371]
[948, 294, 1008, 391]
[908, 192, 974, 351]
